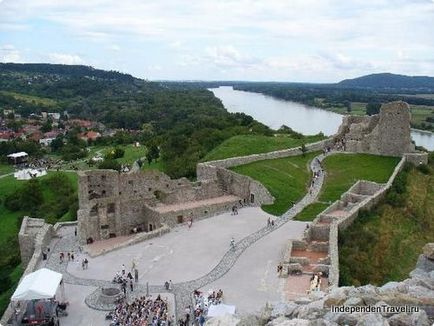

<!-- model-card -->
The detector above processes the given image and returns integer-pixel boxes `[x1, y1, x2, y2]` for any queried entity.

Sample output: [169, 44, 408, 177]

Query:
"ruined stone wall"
[18, 217, 53, 268]
[334, 101, 416, 156]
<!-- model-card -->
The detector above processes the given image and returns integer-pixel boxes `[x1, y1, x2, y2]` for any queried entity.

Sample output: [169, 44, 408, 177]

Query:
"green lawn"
[230, 152, 318, 215]
[203, 134, 325, 161]
[319, 153, 400, 203]
[294, 202, 330, 221]
[0, 164, 14, 176]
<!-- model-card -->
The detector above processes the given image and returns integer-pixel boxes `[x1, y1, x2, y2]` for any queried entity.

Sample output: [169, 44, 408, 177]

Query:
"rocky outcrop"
[208, 245, 434, 325]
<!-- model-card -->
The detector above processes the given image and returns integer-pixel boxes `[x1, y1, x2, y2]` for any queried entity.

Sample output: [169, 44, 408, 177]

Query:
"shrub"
[98, 159, 121, 171]
[417, 164, 430, 175]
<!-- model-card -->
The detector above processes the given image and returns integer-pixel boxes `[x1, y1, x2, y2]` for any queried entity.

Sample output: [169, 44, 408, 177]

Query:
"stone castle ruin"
[77, 101, 427, 246]
[333, 101, 416, 156]
[77, 168, 273, 244]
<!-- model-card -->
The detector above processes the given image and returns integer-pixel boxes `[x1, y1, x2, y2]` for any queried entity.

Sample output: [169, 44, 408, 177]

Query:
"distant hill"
[0, 63, 136, 83]
[338, 73, 434, 90]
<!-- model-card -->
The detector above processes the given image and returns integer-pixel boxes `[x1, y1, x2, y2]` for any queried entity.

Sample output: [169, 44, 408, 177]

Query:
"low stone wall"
[197, 139, 329, 175]
[404, 152, 429, 165]
[86, 224, 171, 258]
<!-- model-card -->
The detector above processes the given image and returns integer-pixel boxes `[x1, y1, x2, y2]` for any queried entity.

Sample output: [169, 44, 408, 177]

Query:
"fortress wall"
[197, 139, 330, 171]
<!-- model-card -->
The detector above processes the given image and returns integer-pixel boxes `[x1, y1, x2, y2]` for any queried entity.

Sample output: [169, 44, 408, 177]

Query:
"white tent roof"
[7, 152, 28, 158]
[207, 304, 236, 317]
[11, 268, 62, 301]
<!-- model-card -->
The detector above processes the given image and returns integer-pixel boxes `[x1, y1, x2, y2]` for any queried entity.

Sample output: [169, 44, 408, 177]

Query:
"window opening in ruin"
[250, 193, 255, 203]
[129, 180, 133, 185]
[149, 224, 153, 232]
[90, 205, 98, 216]
[108, 203, 115, 213]
[101, 224, 109, 229]
[101, 175, 106, 181]
[148, 187, 152, 192]
[154, 190, 163, 200]
[102, 190, 106, 196]
[204, 210, 208, 214]
[177, 215, 183, 224]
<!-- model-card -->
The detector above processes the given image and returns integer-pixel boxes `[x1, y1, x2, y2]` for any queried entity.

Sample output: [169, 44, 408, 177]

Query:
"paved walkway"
[41, 152, 328, 322]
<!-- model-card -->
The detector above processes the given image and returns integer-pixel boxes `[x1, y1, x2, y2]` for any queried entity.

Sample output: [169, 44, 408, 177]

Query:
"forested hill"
[0, 63, 135, 83]
[338, 73, 434, 90]
[0, 63, 274, 178]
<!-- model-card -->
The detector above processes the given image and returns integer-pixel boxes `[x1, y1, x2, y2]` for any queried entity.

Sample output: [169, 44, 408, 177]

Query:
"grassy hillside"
[293, 153, 400, 221]
[320, 154, 400, 202]
[339, 164, 434, 286]
[203, 134, 325, 161]
[230, 152, 318, 215]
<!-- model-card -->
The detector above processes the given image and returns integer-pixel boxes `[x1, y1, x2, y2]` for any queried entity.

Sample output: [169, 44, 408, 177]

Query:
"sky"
[0, 0, 433, 82]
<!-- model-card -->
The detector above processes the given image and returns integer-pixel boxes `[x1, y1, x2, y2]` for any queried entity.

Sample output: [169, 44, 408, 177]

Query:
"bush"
[105, 147, 125, 160]
[98, 159, 121, 171]
[417, 164, 430, 175]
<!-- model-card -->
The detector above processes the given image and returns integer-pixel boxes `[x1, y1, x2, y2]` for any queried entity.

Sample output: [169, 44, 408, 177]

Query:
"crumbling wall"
[334, 101, 417, 156]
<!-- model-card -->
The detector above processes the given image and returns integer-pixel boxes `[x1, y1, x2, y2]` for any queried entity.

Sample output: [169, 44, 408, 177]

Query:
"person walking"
[121, 264, 126, 275]
[230, 237, 235, 251]
[169, 280, 173, 290]
[129, 279, 134, 292]
[134, 268, 139, 282]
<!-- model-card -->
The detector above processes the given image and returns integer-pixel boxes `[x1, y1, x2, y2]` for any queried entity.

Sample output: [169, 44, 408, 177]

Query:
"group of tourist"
[113, 266, 139, 295]
[107, 294, 171, 326]
[308, 272, 323, 293]
[59, 251, 75, 263]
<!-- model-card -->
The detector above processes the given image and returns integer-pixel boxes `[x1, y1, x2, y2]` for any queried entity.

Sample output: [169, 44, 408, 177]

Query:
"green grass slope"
[319, 153, 400, 203]
[231, 152, 318, 215]
[203, 134, 325, 161]
[293, 153, 399, 222]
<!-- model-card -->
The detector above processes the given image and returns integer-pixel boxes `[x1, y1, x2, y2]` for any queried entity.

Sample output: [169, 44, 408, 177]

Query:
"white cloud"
[0, 44, 22, 62]
[47, 53, 84, 65]
[1, 0, 434, 80]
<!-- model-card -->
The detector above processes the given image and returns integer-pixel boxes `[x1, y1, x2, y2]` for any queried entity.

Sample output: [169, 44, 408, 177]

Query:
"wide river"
[210, 86, 434, 151]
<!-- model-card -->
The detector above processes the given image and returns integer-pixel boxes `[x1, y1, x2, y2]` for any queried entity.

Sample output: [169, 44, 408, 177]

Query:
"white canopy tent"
[14, 168, 47, 180]
[7, 152, 28, 159]
[11, 268, 63, 301]
[207, 304, 236, 317]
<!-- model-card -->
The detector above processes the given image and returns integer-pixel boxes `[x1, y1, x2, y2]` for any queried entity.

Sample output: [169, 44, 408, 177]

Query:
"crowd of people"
[190, 289, 223, 325]
[107, 294, 171, 326]
[112, 264, 139, 295]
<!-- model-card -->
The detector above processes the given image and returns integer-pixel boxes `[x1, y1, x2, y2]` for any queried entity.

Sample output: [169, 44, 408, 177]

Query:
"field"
[203, 134, 325, 161]
[0, 90, 58, 107]
[339, 166, 434, 286]
[292, 153, 400, 221]
[0, 163, 14, 176]
[319, 153, 400, 203]
[230, 152, 318, 215]
[0, 172, 78, 314]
